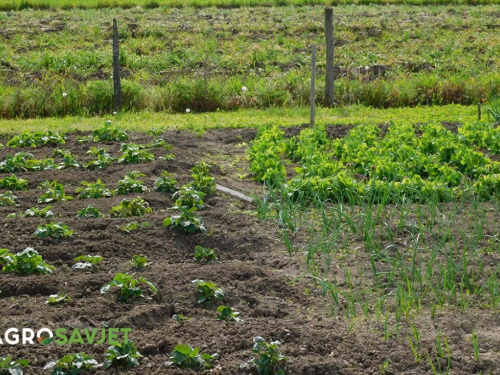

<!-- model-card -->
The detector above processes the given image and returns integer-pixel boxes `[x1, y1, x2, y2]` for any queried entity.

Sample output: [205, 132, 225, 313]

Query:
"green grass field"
[1, 3, 499, 118]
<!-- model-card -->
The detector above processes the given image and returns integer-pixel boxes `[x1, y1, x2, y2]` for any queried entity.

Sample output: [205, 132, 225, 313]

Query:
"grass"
[1, 4, 499, 118]
[3, 0, 500, 11]
[0, 104, 478, 134]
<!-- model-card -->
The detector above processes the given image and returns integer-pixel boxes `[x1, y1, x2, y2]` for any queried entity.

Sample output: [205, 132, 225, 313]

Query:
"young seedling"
[103, 341, 141, 369]
[34, 222, 73, 239]
[166, 344, 218, 370]
[154, 171, 178, 193]
[44, 353, 98, 375]
[45, 293, 71, 305]
[118, 143, 154, 164]
[217, 306, 243, 322]
[130, 255, 148, 270]
[0, 175, 28, 190]
[1, 248, 55, 275]
[172, 314, 191, 322]
[0, 191, 18, 206]
[472, 331, 480, 361]
[85, 147, 116, 170]
[92, 121, 129, 142]
[73, 255, 103, 271]
[115, 171, 149, 195]
[38, 181, 73, 203]
[7, 130, 66, 148]
[76, 179, 114, 199]
[172, 186, 205, 210]
[163, 207, 206, 234]
[110, 197, 152, 218]
[101, 273, 157, 302]
[192, 279, 224, 305]
[56, 152, 79, 170]
[23, 206, 54, 218]
[0, 356, 29, 374]
[77, 204, 103, 218]
[191, 161, 216, 194]
[194, 245, 218, 263]
[240, 336, 287, 375]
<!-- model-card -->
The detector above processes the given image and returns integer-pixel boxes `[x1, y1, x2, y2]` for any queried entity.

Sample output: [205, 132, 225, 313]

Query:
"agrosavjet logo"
[0, 327, 132, 346]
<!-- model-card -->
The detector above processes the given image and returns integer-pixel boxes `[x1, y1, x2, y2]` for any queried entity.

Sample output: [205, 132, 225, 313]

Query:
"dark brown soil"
[0, 128, 499, 374]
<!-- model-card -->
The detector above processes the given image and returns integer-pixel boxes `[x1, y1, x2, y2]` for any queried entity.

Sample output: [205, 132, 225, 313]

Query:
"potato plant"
[45, 293, 71, 305]
[77, 204, 103, 218]
[172, 186, 205, 210]
[38, 181, 73, 203]
[92, 121, 128, 142]
[115, 172, 149, 195]
[217, 306, 243, 322]
[85, 147, 116, 170]
[73, 255, 103, 270]
[0, 356, 29, 375]
[0, 248, 55, 275]
[7, 131, 66, 148]
[163, 207, 206, 234]
[101, 273, 157, 302]
[194, 245, 218, 263]
[118, 144, 154, 164]
[154, 171, 178, 193]
[110, 197, 152, 218]
[130, 255, 148, 270]
[23, 206, 54, 218]
[0, 175, 28, 190]
[44, 353, 98, 375]
[191, 161, 216, 194]
[240, 337, 287, 375]
[76, 179, 114, 199]
[103, 342, 141, 370]
[167, 345, 218, 370]
[192, 279, 224, 305]
[0, 191, 18, 207]
[34, 222, 73, 239]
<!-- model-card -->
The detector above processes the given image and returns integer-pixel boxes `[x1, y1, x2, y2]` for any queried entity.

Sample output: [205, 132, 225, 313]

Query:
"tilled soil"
[0, 128, 499, 374]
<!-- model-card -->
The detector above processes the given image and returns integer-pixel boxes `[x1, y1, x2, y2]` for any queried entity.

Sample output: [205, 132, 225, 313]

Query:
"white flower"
[113, 111, 117, 115]
[242, 86, 247, 92]
[186, 108, 191, 113]
[365, 66, 369, 70]
[62, 92, 68, 97]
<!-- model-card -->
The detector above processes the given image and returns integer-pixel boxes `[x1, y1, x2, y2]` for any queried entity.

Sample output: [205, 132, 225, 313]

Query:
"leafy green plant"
[166, 345, 218, 370]
[117, 143, 154, 164]
[54, 150, 79, 170]
[92, 121, 129, 142]
[0, 152, 33, 173]
[85, 147, 116, 170]
[73, 255, 103, 270]
[163, 206, 206, 234]
[34, 222, 73, 239]
[45, 293, 71, 305]
[130, 255, 148, 270]
[76, 179, 113, 199]
[38, 181, 73, 203]
[0, 248, 55, 275]
[0, 356, 29, 375]
[240, 336, 287, 375]
[0, 175, 28, 190]
[191, 161, 216, 194]
[7, 131, 65, 148]
[154, 171, 178, 193]
[194, 245, 218, 263]
[115, 172, 149, 195]
[103, 342, 141, 370]
[101, 273, 157, 302]
[0, 191, 18, 206]
[110, 197, 152, 218]
[172, 314, 191, 322]
[217, 305, 243, 322]
[44, 353, 98, 375]
[486, 95, 500, 122]
[192, 279, 224, 305]
[77, 204, 103, 218]
[172, 186, 205, 210]
[22, 206, 54, 218]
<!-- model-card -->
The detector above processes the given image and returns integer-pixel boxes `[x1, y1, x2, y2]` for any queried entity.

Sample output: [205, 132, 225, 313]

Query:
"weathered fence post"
[112, 19, 122, 112]
[310, 44, 316, 127]
[325, 7, 334, 107]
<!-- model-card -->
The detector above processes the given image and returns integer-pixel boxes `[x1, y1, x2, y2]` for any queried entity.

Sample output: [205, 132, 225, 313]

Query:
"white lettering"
[22, 328, 35, 345]
[36, 328, 53, 340]
[5, 328, 19, 345]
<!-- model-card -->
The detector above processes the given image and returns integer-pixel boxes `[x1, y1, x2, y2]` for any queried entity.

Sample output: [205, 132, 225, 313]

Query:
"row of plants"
[249, 119, 500, 204]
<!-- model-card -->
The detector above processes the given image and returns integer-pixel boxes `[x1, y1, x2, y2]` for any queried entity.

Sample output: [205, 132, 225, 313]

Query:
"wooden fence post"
[112, 18, 122, 112]
[325, 7, 334, 107]
[310, 44, 316, 127]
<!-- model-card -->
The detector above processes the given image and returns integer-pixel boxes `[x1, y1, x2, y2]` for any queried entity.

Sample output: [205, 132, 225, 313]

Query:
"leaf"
[40, 337, 53, 345]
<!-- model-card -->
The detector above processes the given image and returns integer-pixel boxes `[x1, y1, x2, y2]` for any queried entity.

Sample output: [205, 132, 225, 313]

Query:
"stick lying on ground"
[216, 184, 253, 203]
